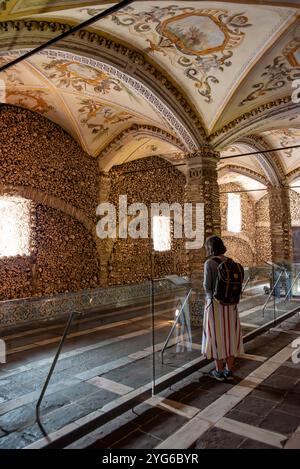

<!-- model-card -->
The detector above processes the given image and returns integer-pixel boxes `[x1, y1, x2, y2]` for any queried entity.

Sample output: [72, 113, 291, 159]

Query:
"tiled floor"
[68, 320, 300, 450]
[0, 297, 299, 449]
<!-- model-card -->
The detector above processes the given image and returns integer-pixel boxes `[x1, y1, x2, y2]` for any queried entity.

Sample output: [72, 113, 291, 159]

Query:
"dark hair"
[205, 236, 226, 257]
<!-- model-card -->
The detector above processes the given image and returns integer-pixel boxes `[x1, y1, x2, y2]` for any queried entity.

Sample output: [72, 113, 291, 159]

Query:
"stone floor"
[67, 317, 300, 450]
[0, 292, 299, 449]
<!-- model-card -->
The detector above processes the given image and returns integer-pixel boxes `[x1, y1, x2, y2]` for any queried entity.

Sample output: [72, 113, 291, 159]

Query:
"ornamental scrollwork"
[82, 5, 251, 103]
[0, 19, 206, 145]
[240, 35, 300, 106]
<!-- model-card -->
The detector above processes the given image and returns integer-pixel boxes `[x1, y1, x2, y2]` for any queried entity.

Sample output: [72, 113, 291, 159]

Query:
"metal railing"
[284, 270, 300, 302]
[36, 310, 82, 431]
[160, 288, 192, 364]
[241, 275, 251, 298]
[262, 270, 283, 316]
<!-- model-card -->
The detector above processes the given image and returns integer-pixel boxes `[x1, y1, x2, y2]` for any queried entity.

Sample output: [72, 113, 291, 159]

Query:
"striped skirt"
[201, 299, 244, 360]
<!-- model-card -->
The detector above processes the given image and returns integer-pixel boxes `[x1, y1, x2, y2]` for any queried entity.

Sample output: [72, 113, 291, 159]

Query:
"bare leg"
[215, 359, 224, 372]
[225, 356, 235, 371]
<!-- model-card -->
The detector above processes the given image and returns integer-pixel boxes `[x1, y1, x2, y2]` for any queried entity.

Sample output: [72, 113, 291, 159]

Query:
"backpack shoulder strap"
[211, 256, 229, 265]
[211, 256, 222, 265]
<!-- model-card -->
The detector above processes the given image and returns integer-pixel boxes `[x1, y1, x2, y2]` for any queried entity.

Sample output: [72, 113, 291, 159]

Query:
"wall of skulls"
[0, 105, 99, 219]
[1, 105, 299, 302]
[255, 194, 272, 264]
[0, 203, 100, 301]
[0, 105, 100, 300]
[224, 188, 300, 266]
[34, 205, 100, 296]
[290, 189, 300, 227]
[106, 157, 188, 284]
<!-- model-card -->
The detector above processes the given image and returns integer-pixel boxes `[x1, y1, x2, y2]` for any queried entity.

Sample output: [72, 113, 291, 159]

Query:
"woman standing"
[202, 236, 244, 381]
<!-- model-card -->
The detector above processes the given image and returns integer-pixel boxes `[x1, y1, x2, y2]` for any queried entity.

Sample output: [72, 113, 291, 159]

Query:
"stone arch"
[286, 168, 300, 185]
[0, 184, 95, 237]
[99, 124, 185, 171]
[210, 95, 295, 146]
[222, 235, 256, 266]
[220, 136, 283, 187]
[218, 164, 269, 187]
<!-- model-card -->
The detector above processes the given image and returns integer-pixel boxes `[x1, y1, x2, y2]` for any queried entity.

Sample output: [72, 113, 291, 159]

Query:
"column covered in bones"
[268, 186, 293, 263]
[184, 148, 221, 292]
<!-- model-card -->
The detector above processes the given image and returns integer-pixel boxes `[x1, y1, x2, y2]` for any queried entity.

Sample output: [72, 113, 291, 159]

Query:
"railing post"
[262, 271, 283, 317]
[36, 311, 82, 426]
[161, 288, 192, 364]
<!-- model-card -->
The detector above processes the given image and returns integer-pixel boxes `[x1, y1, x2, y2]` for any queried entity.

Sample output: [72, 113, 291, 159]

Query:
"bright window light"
[0, 197, 31, 258]
[227, 193, 241, 233]
[153, 216, 171, 252]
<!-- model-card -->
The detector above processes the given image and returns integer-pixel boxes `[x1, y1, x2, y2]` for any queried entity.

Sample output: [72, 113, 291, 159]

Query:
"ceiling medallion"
[43, 60, 123, 94]
[106, 5, 251, 103]
[158, 13, 229, 57]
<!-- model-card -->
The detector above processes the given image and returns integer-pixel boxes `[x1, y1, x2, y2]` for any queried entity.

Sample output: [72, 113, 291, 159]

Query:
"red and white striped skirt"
[201, 299, 244, 360]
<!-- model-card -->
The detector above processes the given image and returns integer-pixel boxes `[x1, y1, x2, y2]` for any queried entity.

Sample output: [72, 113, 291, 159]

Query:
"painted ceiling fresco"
[220, 132, 300, 192]
[219, 107, 300, 144]
[0, 1, 299, 188]
[217, 19, 300, 130]
[22, 1, 298, 132]
[291, 178, 300, 195]
[260, 128, 300, 174]
[220, 137, 273, 198]
[220, 144, 266, 175]
[99, 134, 182, 171]
[218, 172, 267, 201]
[0, 0, 103, 17]
[0, 50, 174, 155]
[2, 0, 300, 18]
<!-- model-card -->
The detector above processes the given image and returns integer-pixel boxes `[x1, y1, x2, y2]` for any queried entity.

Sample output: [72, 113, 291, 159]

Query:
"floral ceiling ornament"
[78, 98, 133, 140]
[82, 5, 251, 103]
[265, 128, 300, 158]
[240, 36, 300, 106]
[42, 59, 125, 94]
[0, 56, 24, 86]
[5, 89, 53, 114]
[226, 146, 240, 153]
[146, 144, 158, 152]
[283, 36, 300, 67]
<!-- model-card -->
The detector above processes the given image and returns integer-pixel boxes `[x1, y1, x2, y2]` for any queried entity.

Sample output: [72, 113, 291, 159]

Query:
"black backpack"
[212, 257, 244, 305]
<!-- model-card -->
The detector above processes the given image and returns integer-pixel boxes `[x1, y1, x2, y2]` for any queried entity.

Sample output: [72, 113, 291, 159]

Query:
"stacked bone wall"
[0, 105, 99, 300]
[255, 194, 272, 265]
[106, 157, 188, 284]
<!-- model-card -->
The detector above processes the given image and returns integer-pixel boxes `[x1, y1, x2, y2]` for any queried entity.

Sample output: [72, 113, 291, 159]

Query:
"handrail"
[160, 288, 192, 364]
[262, 271, 283, 316]
[36, 310, 82, 429]
[241, 275, 251, 297]
[284, 270, 300, 302]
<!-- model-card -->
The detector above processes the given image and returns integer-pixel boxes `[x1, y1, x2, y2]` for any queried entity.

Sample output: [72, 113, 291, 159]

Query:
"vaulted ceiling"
[0, 0, 299, 189]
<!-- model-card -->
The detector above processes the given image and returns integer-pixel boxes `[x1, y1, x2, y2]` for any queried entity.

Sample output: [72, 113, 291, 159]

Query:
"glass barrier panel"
[0, 281, 153, 446]
[152, 264, 300, 393]
[240, 264, 275, 333]
[152, 276, 204, 390]
[274, 262, 300, 321]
